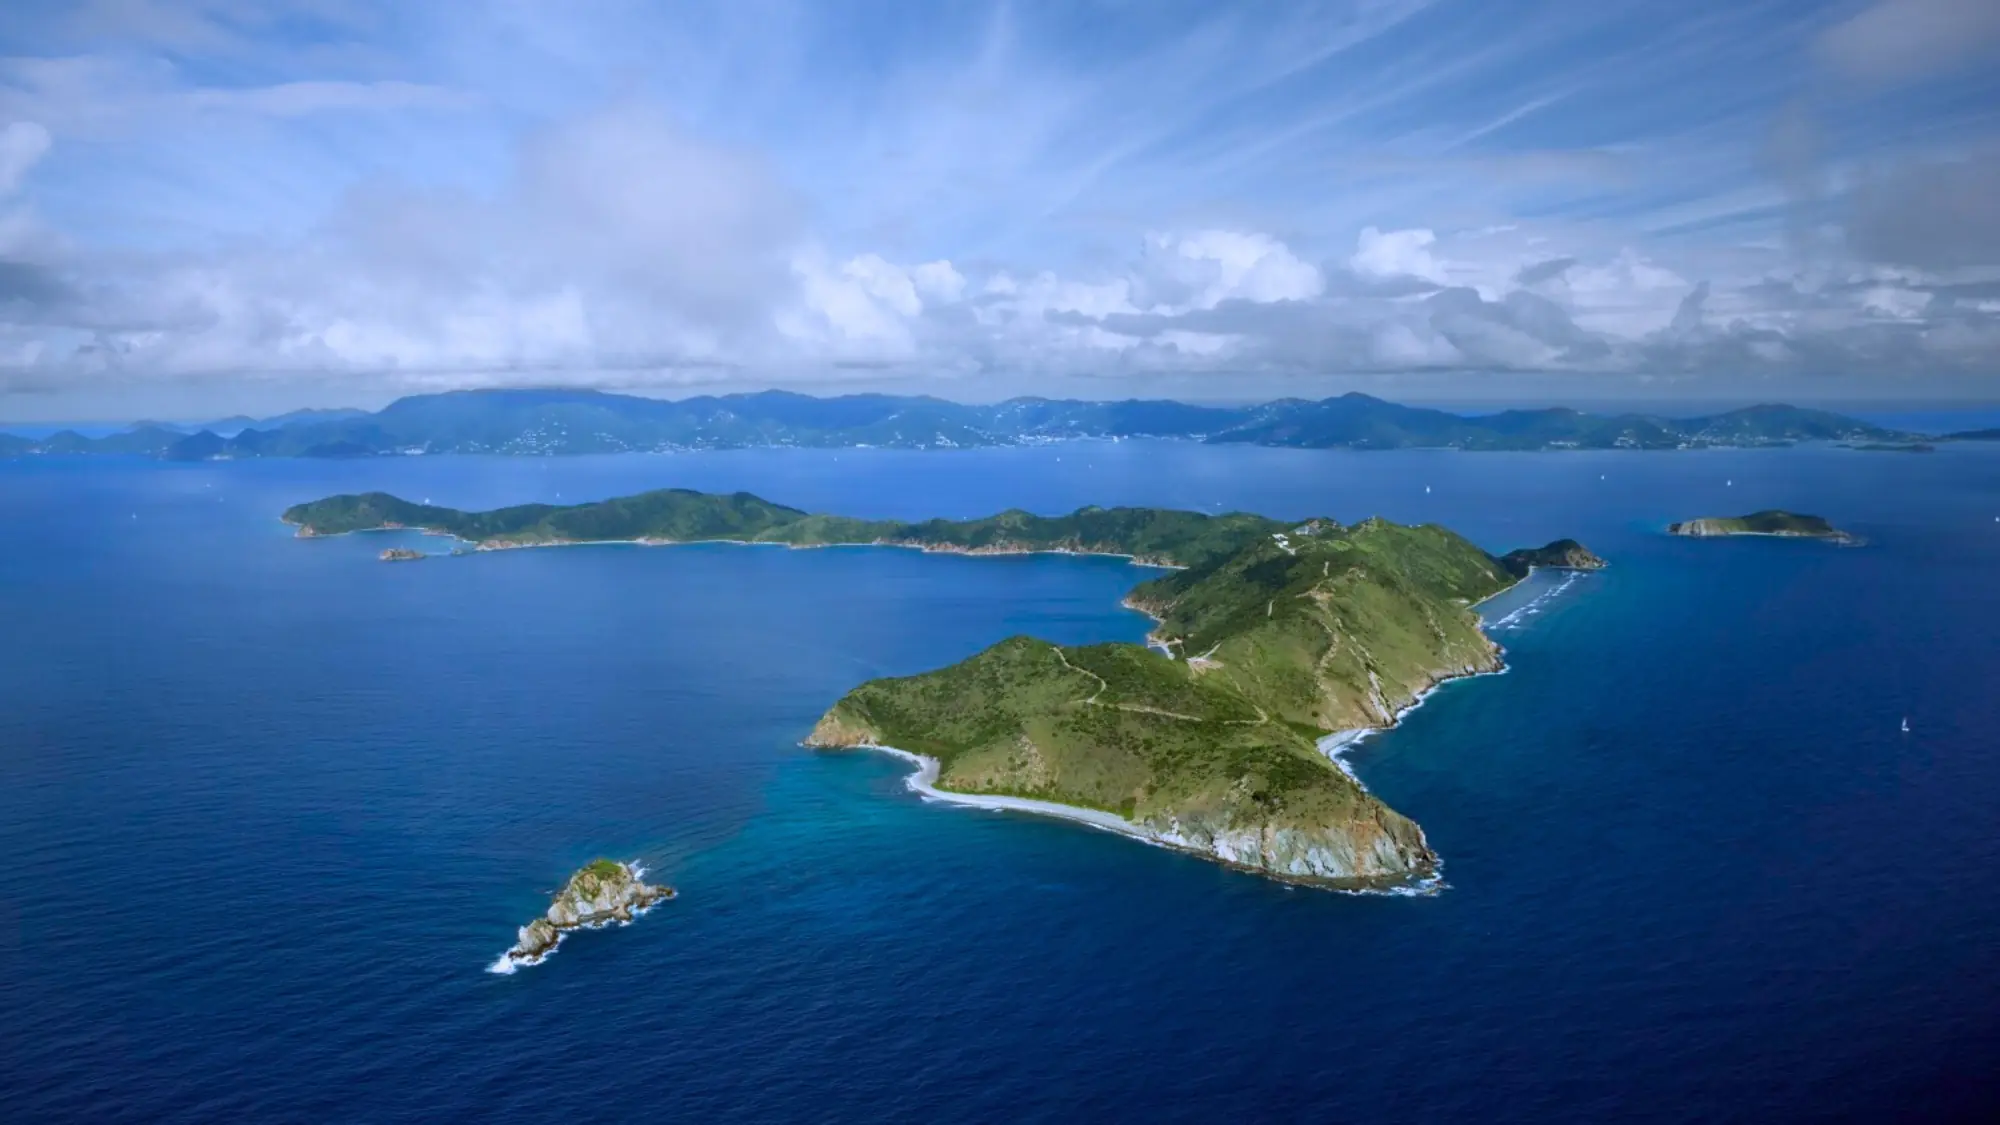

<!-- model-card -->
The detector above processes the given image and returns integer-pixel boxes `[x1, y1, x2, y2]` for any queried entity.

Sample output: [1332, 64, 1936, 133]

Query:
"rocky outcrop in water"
[504, 859, 674, 968]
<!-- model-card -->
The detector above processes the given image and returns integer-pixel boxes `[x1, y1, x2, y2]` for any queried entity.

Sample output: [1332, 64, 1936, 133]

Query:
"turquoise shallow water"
[3, 442, 1999, 1122]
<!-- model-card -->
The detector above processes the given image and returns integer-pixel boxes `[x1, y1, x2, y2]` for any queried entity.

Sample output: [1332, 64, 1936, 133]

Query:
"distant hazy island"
[1667, 510, 1853, 542]
[291, 486, 1604, 890]
[498, 859, 674, 971]
[1, 387, 1941, 459]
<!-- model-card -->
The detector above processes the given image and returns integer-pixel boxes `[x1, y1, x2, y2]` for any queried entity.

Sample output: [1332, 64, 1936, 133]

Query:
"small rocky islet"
[378, 547, 425, 562]
[501, 859, 675, 969]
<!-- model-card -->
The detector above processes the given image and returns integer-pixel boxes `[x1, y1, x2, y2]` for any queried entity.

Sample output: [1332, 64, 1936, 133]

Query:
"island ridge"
[8, 387, 1932, 459]
[1667, 511, 1852, 542]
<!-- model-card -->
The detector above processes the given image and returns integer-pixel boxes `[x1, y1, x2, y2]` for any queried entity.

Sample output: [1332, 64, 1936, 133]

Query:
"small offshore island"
[497, 859, 674, 971]
[287, 487, 1604, 891]
[1668, 510, 1854, 543]
[378, 547, 424, 562]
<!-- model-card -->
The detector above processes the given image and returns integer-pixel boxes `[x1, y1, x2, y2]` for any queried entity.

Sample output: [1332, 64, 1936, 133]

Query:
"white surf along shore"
[866, 745, 1158, 842]
[1305, 564, 1587, 785]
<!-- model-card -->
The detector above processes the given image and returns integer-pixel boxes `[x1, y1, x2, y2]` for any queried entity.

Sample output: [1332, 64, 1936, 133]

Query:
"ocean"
[3, 442, 1997, 1122]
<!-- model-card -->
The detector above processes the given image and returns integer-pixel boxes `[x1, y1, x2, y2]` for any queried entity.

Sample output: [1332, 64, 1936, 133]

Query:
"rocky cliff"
[805, 707, 1438, 888]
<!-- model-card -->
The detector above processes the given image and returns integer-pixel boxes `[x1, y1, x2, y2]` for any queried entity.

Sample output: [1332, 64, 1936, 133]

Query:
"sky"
[3, 0, 2000, 420]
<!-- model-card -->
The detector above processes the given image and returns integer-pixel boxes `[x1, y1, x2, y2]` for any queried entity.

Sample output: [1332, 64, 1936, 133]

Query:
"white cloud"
[910, 260, 965, 303]
[1565, 250, 1690, 336]
[777, 252, 970, 360]
[0, 122, 52, 196]
[1861, 286, 1928, 319]
[1155, 230, 1323, 308]
[1350, 226, 1446, 285]
[8, 1, 2000, 404]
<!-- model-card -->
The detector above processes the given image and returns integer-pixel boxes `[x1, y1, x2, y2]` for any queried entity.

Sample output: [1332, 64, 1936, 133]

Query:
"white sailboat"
[1901, 717, 1911, 734]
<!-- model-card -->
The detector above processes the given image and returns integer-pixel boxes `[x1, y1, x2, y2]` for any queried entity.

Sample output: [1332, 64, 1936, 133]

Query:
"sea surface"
[3, 442, 1998, 1123]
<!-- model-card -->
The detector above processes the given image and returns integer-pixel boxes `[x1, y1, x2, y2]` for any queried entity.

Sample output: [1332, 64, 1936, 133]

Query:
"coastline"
[838, 571, 1604, 892]
[1668, 528, 1858, 544]
[854, 564, 1595, 858]
[865, 745, 1158, 841]
[1318, 564, 1591, 783]
[290, 521, 1191, 569]
[1118, 593, 1179, 656]
[848, 743, 1442, 895]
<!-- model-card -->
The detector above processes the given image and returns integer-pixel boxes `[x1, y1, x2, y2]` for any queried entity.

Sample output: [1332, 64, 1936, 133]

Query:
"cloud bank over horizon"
[4, 0, 2000, 416]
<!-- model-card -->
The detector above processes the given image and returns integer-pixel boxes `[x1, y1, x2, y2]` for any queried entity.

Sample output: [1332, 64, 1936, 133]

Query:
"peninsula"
[807, 516, 1603, 889]
[1667, 510, 1853, 542]
[499, 859, 674, 970]
[289, 487, 1603, 890]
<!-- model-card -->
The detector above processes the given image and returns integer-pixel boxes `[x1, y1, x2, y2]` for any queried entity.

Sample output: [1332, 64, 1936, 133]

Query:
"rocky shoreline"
[497, 859, 675, 971]
[803, 677, 1477, 893]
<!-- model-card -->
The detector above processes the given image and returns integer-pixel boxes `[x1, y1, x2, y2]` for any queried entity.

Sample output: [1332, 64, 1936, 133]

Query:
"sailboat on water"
[1901, 717, 1911, 734]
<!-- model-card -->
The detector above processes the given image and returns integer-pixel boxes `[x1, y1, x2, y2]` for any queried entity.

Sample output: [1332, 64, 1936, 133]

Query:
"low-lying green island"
[498, 859, 674, 971]
[1667, 510, 1853, 542]
[287, 487, 1605, 891]
[284, 488, 1284, 567]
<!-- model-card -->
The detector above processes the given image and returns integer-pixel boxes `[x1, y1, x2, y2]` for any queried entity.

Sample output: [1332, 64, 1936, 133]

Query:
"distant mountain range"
[0, 388, 1974, 459]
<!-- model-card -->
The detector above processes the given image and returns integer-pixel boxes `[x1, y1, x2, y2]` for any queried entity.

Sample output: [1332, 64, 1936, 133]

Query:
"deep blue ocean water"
[4, 442, 1998, 1123]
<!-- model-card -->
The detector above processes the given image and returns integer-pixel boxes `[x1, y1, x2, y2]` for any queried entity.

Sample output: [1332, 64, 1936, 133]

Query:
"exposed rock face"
[379, 547, 424, 562]
[806, 706, 1444, 890]
[804, 710, 877, 749]
[1667, 519, 1737, 537]
[504, 860, 674, 967]
[1150, 808, 1435, 887]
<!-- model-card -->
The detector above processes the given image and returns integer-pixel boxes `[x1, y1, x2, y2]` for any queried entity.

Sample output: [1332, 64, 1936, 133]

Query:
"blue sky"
[3, 0, 1999, 418]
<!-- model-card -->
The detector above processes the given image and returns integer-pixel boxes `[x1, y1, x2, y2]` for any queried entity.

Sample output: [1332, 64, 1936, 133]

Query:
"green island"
[1666, 510, 1854, 542]
[288, 487, 1604, 890]
[285, 489, 1290, 568]
[501, 859, 674, 970]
